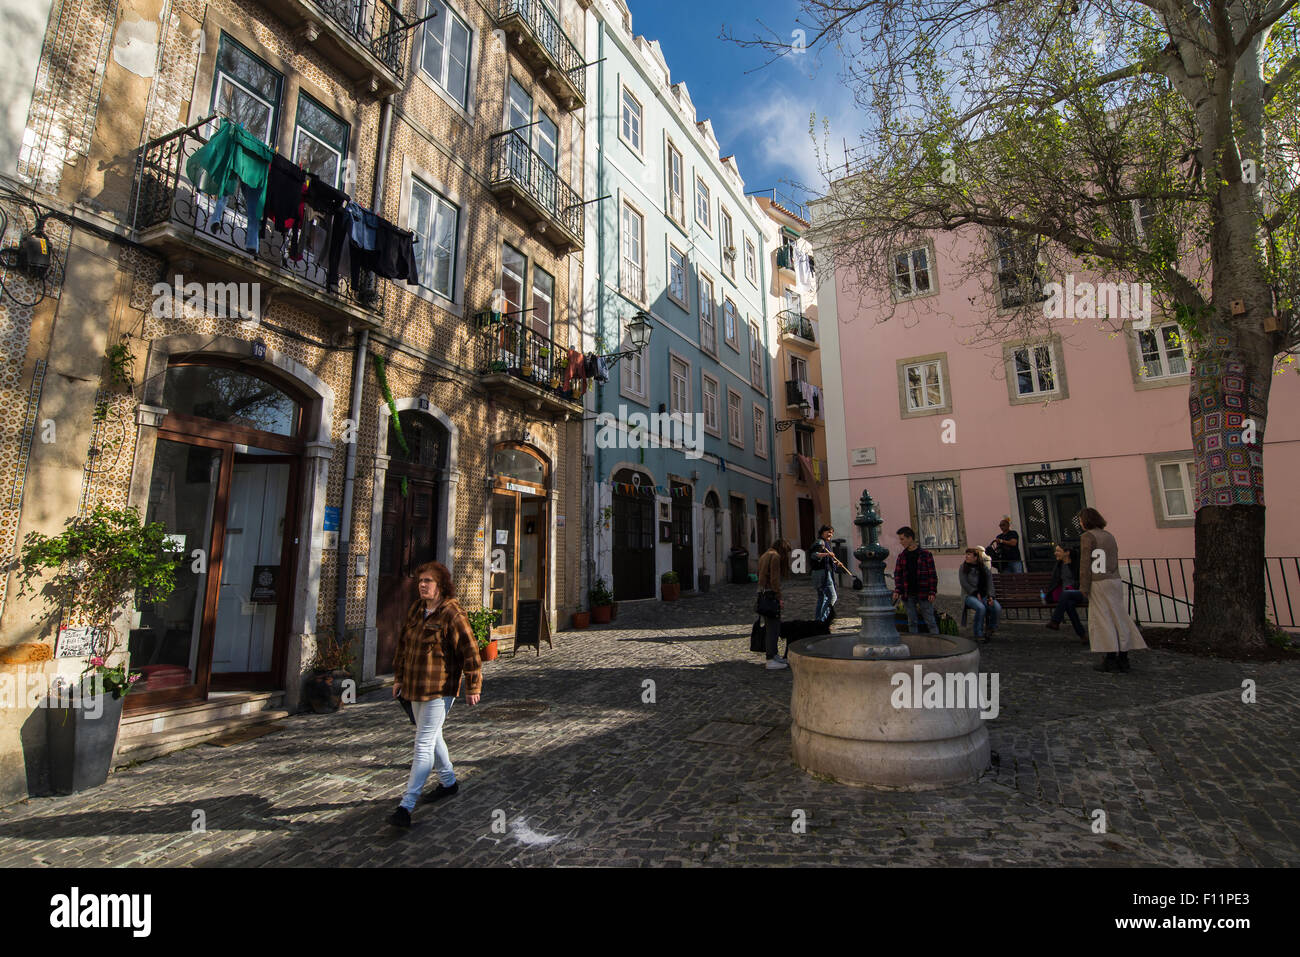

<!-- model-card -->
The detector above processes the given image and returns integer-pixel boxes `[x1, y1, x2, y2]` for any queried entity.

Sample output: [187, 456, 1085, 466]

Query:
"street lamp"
[604, 310, 653, 363]
[775, 400, 812, 432]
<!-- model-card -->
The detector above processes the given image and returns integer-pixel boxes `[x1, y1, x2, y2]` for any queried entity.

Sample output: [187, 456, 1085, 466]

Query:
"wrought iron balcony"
[473, 311, 582, 415]
[776, 245, 796, 273]
[260, 0, 413, 93]
[779, 313, 818, 346]
[789, 452, 825, 484]
[497, 0, 587, 110]
[488, 130, 584, 252]
[785, 378, 808, 408]
[130, 117, 384, 326]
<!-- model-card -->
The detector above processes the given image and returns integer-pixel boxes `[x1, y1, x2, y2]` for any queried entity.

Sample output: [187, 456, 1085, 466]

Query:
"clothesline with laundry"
[183, 116, 421, 291]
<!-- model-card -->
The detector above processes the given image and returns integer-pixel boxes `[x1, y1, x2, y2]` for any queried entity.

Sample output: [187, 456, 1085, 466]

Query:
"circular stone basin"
[788, 633, 990, 790]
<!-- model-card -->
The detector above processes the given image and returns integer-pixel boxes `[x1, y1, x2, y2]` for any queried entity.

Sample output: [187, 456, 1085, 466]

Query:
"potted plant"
[589, 577, 614, 624]
[19, 505, 178, 794]
[467, 607, 502, 661]
[305, 632, 357, 713]
[661, 570, 681, 602]
[571, 610, 590, 629]
[489, 359, 507, 373]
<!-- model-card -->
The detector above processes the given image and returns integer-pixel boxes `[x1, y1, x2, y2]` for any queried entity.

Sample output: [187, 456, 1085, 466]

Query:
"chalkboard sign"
[56, 627, 102, 659]
[511, 600, 552, 656]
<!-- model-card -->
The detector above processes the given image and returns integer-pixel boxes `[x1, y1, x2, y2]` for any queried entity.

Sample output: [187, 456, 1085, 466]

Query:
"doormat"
[207, 724, 282, 747]
[686, 721, 774, 747]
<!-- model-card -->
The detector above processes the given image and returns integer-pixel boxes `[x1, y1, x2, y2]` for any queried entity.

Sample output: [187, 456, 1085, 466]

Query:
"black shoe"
[1045, 620, 1061, 631]
[422, 781, 459, 804]
[1117, 652, 1131, 673]
[389, 806, 411, 828]
[1095, 653, 1118, 673]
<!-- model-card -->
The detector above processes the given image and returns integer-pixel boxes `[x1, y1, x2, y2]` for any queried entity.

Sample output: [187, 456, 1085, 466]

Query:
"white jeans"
[400, 696, 456, 811]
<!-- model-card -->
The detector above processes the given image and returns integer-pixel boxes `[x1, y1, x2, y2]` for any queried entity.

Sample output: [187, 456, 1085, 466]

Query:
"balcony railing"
[620, 259, 645, 303]
[779, 313, 817, 344]
[473, 311, 582, 412]
[488, 130, 583, 250]
[309, 0, 410, 78]
[131, 118, 383, 318]
[785, 378, 807, 407]
[497, 0, 586, 108]
[776, 245, 796, 273]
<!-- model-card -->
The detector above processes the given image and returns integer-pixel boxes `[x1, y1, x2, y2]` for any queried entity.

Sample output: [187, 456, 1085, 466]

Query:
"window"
[723, 297, 738, 349]
[749, 320, 764, 389]
[702, 374, 720, 434]
[508, 76, 532, 132]
[501, 243, 526, 318]
[536, 111, 558, 170]
[727, 389, 744, 446]
[753, 405, 767, 457]
[904, 359, 945, 411]
[1013, 343, 1059, 396]
[995, 229, 1046, 308]
[914, 478, 958, 549]
[720, 208, 735, 277]
[744, 237, 757, 284]
[790, 355, 808, 383]
[621, 86, 642, 152]
[621, 202, 645, 301]
[421, 0, 473, 108]
[293, 95, 348, 188]
[1138, 322, 1188, 379]
[670, 356, 690, 415]
[699, 275, 717, 354]
[532, 267, 554, 340]
[410, 179, 459, 299]
[795, 427, 814, 458]
[667, 141, 685, 225]
[1133, 198, 1155, 239]
[624, 321, 647, 400]
[893, 245, 932, 298]
[695, 177, 711, 231]
[212, 35, 282, 143]
[1157, 459, 1195, 520]
[668, 245, 688, 307]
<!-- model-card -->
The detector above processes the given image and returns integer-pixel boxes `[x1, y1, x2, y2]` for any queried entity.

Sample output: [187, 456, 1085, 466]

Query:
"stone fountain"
[787, 490, 991, 789]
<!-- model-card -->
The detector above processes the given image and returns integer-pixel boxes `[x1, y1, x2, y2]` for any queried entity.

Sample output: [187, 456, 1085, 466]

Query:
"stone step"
[113, 710, 292, 768]
[118, 691, 285, 740]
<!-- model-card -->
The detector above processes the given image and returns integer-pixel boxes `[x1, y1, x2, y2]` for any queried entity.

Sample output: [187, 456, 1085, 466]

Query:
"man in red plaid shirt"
[892, 526, 939, 635]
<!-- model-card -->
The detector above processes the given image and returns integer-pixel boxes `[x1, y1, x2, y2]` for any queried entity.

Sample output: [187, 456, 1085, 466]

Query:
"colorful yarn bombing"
[1191, 345, 1265, 509]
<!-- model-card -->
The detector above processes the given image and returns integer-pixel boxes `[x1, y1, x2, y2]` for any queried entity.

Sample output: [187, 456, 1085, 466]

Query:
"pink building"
[813, 224, 1300, 620]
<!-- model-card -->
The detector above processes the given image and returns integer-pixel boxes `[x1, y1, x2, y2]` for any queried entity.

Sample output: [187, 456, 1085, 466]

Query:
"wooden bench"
[992, 571, 1088, 620]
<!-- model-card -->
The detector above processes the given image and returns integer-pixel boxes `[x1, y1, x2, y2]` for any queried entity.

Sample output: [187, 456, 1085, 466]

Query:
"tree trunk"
[1190, 505, 1269, 650]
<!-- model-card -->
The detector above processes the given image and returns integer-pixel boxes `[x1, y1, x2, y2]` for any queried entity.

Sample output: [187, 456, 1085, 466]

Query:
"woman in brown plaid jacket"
[389, 561, 482, 828]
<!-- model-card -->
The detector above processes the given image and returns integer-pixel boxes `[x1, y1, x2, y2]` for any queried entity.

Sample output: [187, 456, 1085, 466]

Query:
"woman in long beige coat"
[1077, 507, 1147, 673]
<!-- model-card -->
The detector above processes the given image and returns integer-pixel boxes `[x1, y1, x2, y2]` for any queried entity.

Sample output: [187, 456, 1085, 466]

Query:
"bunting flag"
[610, 481, 691, 497]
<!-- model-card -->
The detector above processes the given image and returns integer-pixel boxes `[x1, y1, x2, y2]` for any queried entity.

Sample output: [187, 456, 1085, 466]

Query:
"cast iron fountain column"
[852, 489, 910, 658]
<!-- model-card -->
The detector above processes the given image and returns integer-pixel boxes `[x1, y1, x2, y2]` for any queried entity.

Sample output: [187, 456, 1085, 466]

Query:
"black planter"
[45, 691, 125, 794]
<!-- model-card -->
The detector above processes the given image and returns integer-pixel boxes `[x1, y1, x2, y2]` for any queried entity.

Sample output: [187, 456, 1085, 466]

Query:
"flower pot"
[45, 689, 125, 794]
[481, 640, 499, 662]
[662, 582, 681, 602]
[571, 611, 590, 629]
[591, 604, 612, 624]
[305, 669, 344, 713]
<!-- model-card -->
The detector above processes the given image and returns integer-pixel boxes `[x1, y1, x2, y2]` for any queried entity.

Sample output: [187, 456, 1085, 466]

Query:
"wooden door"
[377, 475, 439, 673]
[671, 484, 694, 591]
[1018, 486, 1085, 572]
[613, 487, 655, 600]
[798, 498, 816, 553]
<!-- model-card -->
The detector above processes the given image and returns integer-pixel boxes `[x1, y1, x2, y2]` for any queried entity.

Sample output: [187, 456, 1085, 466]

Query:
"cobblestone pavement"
[2, 580, 1297, 867]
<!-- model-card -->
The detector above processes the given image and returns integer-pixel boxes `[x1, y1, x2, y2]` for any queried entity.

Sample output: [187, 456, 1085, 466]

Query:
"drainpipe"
[334, 95, 392, 644]
[588, 20, 607, 602]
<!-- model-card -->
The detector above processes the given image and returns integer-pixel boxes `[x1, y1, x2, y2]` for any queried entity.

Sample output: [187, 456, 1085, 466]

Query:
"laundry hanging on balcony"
[185, 118, 273, 226]
[261, 154, 309, 259]
[564, 348, 589, 397]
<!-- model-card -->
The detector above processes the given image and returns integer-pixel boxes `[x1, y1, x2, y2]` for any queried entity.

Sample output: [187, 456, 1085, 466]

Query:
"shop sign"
[250, 565, 278, 603]
[323, 506, 341, 550]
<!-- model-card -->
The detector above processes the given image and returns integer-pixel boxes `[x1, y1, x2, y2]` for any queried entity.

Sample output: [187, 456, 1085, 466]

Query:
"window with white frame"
[794, 427, 814, 458]
[409, 179, 459, 300]
[1138, 322, 1189, 379]
[744, 237, 757, 284]
[723, 297, 738, 349]
[720, 207, 735, 277]
[995, 229, 1047, 308]
[753, 405, 767, 457]
[699, 275, 717, 354]
[790, 354, 808, 383]
[212, 35, 282, 144]
[670, 356, 690, 416]
[695, 176, 711, 231]
[749, 320, 764, 389]
[420, 0, 472, 108]
[914, 478, 958, 549]
[1157, 459, 1196, 520]
[536, 110, 558, 170]
[625, 341, 646, 399]
[667, 141, 685, 225]
[621, 202, 644, 301]
[501, 242, 526, 318]
[727, 389, 744, 445]
[621, 86, 642, 153]
[903, 359, 945, 411]
[893, 245, 932, 298]
[1013, 342, 1059, 396]
[702, 373, 720, 434]
[293, 95, 348, 188]
[668, 245, 688, 307]
[531, 266, 554, 340]
[507, 77, 532, 133]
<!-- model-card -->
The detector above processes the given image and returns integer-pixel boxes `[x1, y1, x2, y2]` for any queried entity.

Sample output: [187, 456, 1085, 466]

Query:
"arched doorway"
[612, 467, 655, 600]
[377, 411, 449, 673]
[488, 444, 550, 637]
[130, 359, 307, 710]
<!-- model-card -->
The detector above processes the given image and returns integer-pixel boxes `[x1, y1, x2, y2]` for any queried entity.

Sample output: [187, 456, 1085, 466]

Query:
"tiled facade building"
[0, 0, 593, 801]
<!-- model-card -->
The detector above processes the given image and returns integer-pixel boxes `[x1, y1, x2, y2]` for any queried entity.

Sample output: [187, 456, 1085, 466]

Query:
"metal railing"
[620, 259, 645, 302]
[780, 313, 816, 342]
[308, 0, 412, 79]
[497, 0, 586, 100]
[131, 117, 383, 314]
[776, 245, 796, 272]
[474, 312, 577, 399]
[785, 378, 808, 407]
[488, 129, 582, 239]
[1119, 557, 1299, 630]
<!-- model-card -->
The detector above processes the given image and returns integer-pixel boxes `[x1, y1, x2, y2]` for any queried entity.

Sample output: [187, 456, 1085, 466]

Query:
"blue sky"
[621, 0, 861, 211]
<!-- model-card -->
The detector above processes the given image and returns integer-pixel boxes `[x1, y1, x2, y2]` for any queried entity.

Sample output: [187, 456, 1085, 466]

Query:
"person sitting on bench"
[1044, 544, 1086, 639]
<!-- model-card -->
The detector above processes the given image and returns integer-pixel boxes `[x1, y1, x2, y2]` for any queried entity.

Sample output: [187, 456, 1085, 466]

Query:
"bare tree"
[733, 0, 1300, 651]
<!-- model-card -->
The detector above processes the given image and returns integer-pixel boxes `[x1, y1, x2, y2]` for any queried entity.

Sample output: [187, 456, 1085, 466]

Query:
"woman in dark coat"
[1044, 544, 1087, 640]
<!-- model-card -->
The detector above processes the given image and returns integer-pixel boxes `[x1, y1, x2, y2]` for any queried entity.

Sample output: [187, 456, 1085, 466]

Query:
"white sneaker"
[765, 658, 789, 670]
